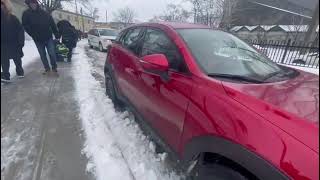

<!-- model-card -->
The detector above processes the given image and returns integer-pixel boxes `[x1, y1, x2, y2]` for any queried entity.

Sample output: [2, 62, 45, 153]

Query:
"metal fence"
[246, 39, 319, 68]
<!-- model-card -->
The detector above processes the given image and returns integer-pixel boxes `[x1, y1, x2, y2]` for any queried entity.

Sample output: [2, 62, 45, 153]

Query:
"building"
[92, 21, 136, 31]
[230, 25, 319, 43]
[107, 22, 135, 30]
[51, 9, 94, 32]
[11, 0, 94, 32]
[94, 22, 112, 29]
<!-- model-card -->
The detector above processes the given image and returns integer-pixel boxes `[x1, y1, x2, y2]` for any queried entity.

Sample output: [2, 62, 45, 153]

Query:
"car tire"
[187, 160, 248, 180]
[88, 40, 93, 48]
[105, 71, 123, 109]
[99, 43, 104, 52]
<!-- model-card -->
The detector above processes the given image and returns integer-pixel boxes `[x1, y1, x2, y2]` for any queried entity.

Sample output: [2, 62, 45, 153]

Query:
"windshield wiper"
[263, 70, 283, 81]
[230, 46, 260, 56]
[208, 73, 264, 84]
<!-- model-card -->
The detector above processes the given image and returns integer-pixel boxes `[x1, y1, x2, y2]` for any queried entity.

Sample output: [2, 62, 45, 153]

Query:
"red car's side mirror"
[140, 54, 169, 72]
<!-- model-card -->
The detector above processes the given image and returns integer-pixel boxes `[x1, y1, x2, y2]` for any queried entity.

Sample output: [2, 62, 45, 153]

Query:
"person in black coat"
[1, 0, 25, 82]
[22, 0, 59, 74]
[57, 20, 78, 62]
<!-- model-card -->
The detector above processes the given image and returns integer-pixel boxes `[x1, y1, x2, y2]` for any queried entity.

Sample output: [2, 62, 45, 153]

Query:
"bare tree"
[113, 7, 136, 26]
[287, 16, 305, 42]
[219, 0, 239, 29]
[84, 5, 99, 20]
[157, 4, 191, 22]
[36, 0, 92, 15]
[149, 16, 162, 22]
[187, 0, 225, 27]
[36, 0, 70, 14]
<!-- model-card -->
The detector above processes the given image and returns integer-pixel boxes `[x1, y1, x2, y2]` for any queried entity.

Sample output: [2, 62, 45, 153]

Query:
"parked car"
[88, 28, 118, 51]
[104, 22, 319, 180]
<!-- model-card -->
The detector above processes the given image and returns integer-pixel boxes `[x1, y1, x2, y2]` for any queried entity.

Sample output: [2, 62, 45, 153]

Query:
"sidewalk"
[1, 57, 93, 180]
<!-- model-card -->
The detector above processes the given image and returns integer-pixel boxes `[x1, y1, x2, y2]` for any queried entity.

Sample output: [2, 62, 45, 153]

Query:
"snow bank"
[282, 65, 319, 75]
[72, 40, 183, 180]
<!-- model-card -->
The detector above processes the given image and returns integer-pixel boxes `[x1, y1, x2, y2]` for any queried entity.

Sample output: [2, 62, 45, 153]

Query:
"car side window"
[141, 29, 186, 72]
[94, 29, 99, 37]
[122, 28, 143, 55]
[117, 30, 128, 44]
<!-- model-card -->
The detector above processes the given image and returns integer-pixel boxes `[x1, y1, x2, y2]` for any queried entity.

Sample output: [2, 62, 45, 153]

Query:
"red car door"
[137, 28, 194, 151]
[111, 27, 146, 110]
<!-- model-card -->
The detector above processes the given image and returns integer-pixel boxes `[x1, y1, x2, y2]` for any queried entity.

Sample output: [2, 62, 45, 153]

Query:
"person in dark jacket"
[22, 0, 59, 74]
[57, 20, 78, 62]
[1, 0, 25, 83]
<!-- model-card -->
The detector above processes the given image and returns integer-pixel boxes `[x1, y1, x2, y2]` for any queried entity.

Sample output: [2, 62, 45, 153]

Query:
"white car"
[88, 28, 118, 52]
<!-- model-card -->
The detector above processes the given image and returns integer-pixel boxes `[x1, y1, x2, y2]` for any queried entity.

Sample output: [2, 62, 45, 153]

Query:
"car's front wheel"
[105, 71, 123, 109]
[88, 40, 93, 48]
[187, 158, 249, 180]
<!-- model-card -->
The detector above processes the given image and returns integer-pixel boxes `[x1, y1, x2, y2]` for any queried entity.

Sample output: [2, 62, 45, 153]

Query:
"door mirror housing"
[141, 54, 169, 72]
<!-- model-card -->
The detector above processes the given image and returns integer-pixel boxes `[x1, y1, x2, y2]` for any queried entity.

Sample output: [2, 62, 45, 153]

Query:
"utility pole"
[106, 10, 108, 23]
[80, 8, 85, 32]
[75, 0, 80, 30]
[304, 3, 319, 43]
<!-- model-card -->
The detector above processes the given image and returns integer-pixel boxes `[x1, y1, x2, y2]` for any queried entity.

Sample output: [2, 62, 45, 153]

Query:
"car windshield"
[98, 29, 118, 36]
[177, 29, 287, 82]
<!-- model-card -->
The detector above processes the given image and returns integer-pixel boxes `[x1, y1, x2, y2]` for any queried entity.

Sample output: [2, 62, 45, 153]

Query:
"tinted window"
[141, 29, 185, 72]
[177, 29, 291, 82]
[94, 30, 99, 36]
[122, 28, 143, 54]
[98, 29, 118, 36]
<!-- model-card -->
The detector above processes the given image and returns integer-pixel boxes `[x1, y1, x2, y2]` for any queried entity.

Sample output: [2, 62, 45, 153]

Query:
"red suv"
[104, 22, 319, 180]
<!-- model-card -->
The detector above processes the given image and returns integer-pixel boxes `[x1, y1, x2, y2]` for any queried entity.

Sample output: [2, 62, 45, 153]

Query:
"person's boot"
[1, 74, 11, 83]
[17, 73, 25, 78]
[42, 69, 51, 75]
[52, 68, 58, 73]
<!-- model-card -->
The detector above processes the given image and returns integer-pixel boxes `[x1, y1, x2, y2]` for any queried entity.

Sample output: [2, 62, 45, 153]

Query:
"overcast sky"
[64, 0, 190, 22]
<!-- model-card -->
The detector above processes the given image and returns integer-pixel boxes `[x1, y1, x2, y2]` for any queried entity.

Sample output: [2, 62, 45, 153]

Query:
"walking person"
[22, 0, 59, 74]
[57, 20, 78, 62]
[1, 0, 25, 83]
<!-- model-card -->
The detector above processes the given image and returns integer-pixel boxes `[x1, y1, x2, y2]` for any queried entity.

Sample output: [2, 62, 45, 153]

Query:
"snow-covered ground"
[282, 64, 319, 75]
[254, 45, 319, 68]
[72, 40, 184, 180]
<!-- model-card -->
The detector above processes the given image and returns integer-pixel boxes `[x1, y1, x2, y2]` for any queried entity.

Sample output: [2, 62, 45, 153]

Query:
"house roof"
[278, 25, 309, 32]
[245, 26, 258, 31]
[230, 25, 319, 32]
[230, 26, 243, 31]
[261, 25, 277, 31]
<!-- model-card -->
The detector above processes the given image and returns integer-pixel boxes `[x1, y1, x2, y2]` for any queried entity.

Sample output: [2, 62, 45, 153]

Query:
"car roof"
[130, 22, 211, 30]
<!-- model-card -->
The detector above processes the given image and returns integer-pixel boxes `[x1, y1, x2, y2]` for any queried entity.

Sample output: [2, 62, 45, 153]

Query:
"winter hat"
[25, 0, 38, 4]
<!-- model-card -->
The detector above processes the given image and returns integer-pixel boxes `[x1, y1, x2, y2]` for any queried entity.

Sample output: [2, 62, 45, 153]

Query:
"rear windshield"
[98, 29, 118, 36]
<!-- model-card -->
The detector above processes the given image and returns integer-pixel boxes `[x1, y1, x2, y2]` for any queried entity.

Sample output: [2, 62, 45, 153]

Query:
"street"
[1, 40, 184, 180]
